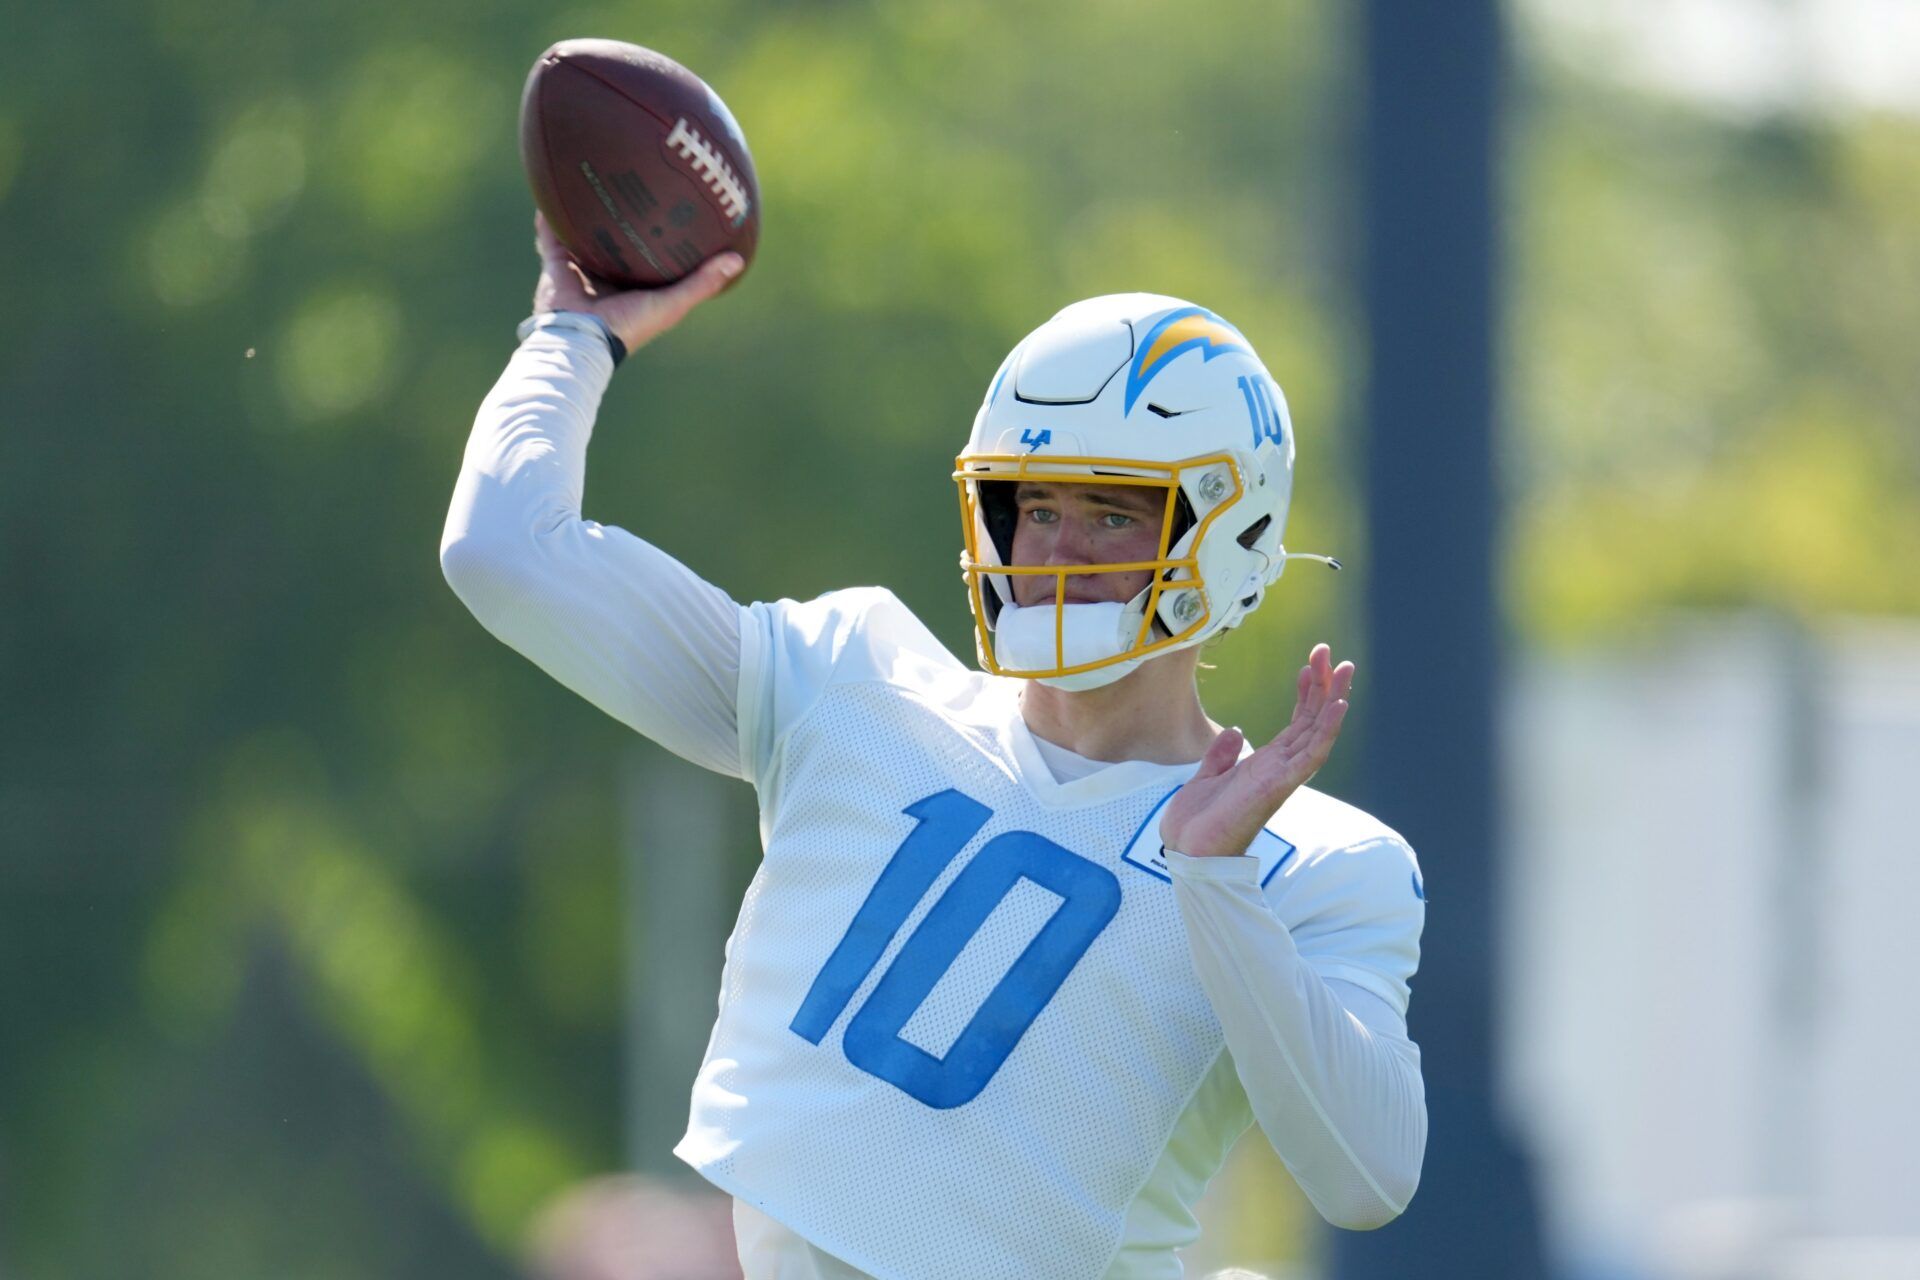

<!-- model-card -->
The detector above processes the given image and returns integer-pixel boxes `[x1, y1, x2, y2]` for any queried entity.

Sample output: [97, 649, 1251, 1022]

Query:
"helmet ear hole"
[1236, 515, 1272, 550]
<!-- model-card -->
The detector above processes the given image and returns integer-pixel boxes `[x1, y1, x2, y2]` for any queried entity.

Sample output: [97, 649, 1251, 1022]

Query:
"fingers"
[1301, 645, 1354, 719]
[1269, 675, 1315, 758]
[1294, 651, 1352, 767]
[1294, 696, 1348, 780]
[1303, 670, 1351, 758]
[608, 251, 744, 352]
[532, 206, 745, 353]
[1190, 726, 1244, 784]
[532, 211, 594, 313]
[534, 210, 571, 268]
[654, 252, 745, 321]
[1276, 644, 1336, 750]
[1249, 696, 1347, 799]
[1302, 649, 1329, 719]
[1257, 644, 1356, 785]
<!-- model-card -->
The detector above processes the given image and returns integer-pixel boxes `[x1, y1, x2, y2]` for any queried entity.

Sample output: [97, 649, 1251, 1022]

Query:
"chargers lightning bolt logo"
[1124, 307, 1252, 416]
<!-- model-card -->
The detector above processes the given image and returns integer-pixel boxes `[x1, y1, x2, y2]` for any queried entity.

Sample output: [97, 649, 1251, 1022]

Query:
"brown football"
[520, 39, 759, 289]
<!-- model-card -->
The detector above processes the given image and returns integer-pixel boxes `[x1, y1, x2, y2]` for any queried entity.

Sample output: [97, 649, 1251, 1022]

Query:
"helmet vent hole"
[1236, 515, 1272, 550]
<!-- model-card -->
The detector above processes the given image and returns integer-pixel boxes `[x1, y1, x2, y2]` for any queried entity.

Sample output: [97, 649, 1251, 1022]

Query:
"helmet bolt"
[1199, 471, 1229, 503]
[1172, 593, 1202, 622]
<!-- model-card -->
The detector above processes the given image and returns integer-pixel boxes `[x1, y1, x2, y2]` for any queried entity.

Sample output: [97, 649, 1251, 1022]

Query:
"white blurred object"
[1656, 1197, 1806, 1280]
[1504, 615, 1920, 1280]
[1521, 0, 1920, 120]
[1770, 1236, 1920, 1280]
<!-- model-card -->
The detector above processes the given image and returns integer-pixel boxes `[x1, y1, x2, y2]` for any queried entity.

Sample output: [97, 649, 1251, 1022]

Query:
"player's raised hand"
[1158, 643, 1355, 860]
[532, 211, 742, 356]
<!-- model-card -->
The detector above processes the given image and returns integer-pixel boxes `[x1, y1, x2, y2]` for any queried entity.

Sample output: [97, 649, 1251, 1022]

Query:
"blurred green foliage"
[1, 0, 1914, 1275]
[1512, 91, 1920, 640]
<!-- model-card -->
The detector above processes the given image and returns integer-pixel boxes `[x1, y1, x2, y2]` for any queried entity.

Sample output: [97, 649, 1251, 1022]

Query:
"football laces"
[666, 118, 750, 225]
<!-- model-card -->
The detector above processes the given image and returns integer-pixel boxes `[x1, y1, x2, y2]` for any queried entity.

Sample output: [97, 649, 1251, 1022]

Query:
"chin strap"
[1282, 551, 1343, 570]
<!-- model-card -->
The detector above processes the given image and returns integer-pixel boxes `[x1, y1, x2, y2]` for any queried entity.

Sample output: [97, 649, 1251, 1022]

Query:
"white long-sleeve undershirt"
[439, 324, 744, 778]
[439, 325, 1426, 1258]
[1164, 850, 1425, 1229]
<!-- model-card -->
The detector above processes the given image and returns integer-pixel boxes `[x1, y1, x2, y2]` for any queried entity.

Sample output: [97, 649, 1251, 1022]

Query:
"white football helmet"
[955, 293, 1320, 690]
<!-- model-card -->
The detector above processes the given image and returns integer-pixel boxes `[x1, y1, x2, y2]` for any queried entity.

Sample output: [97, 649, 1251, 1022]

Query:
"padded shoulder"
[736, 587, 970, 785]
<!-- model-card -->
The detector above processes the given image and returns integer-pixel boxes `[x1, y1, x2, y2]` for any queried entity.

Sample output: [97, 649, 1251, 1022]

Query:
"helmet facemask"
[955, 454, 1252, 689]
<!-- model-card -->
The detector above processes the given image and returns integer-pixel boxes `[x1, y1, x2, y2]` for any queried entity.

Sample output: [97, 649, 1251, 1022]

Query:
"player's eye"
[1099, 511, 1135, 529]
[1024, 506, 1059, 525]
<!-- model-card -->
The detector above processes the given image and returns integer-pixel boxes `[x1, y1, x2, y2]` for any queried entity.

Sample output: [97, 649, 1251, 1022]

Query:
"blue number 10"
[789, 789, 1121, 1109]
[1238, 373, 1285, 446]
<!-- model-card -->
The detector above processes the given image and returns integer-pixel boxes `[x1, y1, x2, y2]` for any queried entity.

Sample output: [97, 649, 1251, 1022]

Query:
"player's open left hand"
[532, 211, 742, 356]
[1159, 644, 1354, 860]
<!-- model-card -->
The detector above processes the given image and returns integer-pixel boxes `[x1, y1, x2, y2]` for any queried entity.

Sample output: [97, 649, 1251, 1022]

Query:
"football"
[519, 39, 760, 289]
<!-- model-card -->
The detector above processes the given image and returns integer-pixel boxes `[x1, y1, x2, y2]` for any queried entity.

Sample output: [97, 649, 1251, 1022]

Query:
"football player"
[438, 215, 1427, 1280]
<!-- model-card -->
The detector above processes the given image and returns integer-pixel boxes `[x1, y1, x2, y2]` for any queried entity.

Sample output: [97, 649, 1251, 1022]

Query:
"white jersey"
[441, 325, 1428, 1280]
[676, 587, 1421, 1280]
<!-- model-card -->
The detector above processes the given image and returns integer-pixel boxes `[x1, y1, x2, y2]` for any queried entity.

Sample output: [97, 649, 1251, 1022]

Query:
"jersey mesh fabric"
[678, 679, 1231, 1280]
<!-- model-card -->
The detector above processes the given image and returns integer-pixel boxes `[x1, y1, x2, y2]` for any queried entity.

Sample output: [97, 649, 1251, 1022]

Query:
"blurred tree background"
[1, 0, 1914, 1275]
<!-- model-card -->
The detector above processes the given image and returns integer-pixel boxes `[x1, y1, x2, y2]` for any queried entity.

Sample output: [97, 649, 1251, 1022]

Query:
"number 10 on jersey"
[789, 789, 1122, 1109]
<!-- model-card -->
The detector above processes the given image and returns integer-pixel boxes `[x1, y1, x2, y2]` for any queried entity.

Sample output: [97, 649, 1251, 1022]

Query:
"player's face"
[1008, 481, 1165, 607]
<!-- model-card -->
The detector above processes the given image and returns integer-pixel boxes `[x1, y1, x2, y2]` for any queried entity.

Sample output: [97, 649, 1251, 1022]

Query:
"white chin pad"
[993, 601, 1147, 691]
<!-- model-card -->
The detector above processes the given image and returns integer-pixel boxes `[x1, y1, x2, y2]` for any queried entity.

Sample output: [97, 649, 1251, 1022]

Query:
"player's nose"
[1043, 516, 1100, 564]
